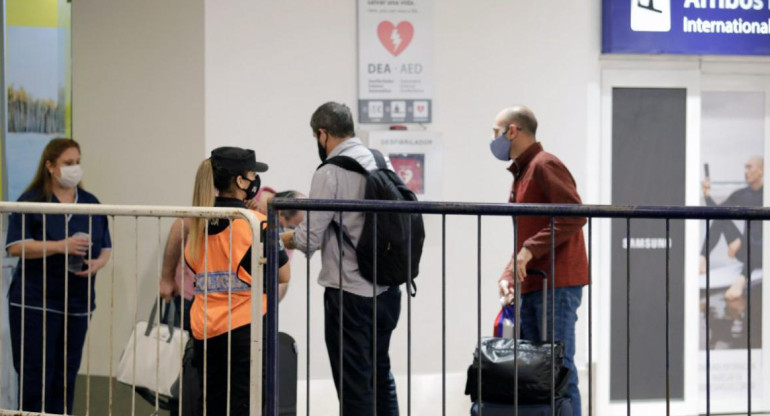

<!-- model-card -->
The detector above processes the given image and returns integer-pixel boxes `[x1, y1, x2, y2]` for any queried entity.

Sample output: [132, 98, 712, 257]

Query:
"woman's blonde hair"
[187, 159, 215, 263]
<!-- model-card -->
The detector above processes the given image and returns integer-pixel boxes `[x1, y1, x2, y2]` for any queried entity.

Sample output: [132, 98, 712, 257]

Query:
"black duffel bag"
[465, 336, 571, 404]
[465, 269, 571, 404]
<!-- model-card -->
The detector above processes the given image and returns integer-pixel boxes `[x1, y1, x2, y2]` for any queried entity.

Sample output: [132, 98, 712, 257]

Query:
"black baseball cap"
[210, 146, 268, 173]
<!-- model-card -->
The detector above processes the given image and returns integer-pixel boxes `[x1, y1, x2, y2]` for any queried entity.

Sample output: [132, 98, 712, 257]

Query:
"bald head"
[748, 155, 764, 167]
[745, 155, 764, 190]
[495, 106, 538, 136]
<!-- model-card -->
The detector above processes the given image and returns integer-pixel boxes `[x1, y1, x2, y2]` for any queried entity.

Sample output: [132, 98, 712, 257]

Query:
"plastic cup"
[68, 232, 89, 273]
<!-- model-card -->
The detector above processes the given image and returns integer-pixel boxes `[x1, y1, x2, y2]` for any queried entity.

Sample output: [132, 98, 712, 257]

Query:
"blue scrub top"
[6, 188, 112, 315]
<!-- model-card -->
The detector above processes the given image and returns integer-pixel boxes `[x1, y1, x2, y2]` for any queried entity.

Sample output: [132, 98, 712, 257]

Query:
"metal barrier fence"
[0, 201, 265, 416]
[266, 198, 770, 416]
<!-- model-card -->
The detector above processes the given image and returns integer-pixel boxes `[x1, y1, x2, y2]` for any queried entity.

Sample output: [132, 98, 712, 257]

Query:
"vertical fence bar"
[203, 221, 209, 416]
[406, 214, 412, 416]
[179, 218, 185, 416]
[337, 211, 344, 416]
[267, 208, 281, 415]
[155, 218, 161, 413]
[306, 210, 311, 416]
[63, 215, 71, 415]
[42, 214, 47, 412]
[227, 219, 233, 416]
[705, 219, 710, 416]
[19, 214, 25, 410]
[513, 215, 520, 416]
[626, 217, 631, 416]
[587, 218, 592, 416]
[87, 215, 94, 415]
[251, 209, 266, 416]
[745, 220, 752, 415]
[666, 218, 671, 416]
[372, 213, 378, 415]
[550, 217, 555, 416]
[476, 215, 482, 416]
[109, 215, 115, 416]
[64, 215, 69, 413]
[441, 214, 446, 416]
[132, 218, 138, 416]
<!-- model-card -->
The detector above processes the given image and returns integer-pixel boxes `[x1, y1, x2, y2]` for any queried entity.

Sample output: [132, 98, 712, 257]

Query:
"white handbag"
[116, 300, 190, 398]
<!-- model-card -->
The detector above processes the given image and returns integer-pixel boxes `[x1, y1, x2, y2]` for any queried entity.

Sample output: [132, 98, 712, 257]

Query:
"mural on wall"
[1, 0, 71, 410]
[3, 0, 71, 202]
[699, 91, 765, 413]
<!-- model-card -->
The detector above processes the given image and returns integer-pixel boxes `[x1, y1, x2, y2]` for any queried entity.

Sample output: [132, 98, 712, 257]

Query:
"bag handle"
[517, 269, 548, 342]
[145, 299, 177, 343]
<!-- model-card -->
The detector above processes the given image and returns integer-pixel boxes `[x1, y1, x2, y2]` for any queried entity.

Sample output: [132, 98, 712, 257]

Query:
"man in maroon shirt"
[491, 106, 588, 414]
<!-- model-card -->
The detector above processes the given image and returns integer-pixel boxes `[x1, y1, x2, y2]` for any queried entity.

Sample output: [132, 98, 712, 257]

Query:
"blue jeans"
[324, 286, 401, 416]
[520, 285, 583, 415]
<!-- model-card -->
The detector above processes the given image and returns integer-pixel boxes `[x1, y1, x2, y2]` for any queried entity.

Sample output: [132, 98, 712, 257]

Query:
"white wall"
[72, 0, 205, 376]
[205, 1, 600, 414]
[72, 0, 600, 412]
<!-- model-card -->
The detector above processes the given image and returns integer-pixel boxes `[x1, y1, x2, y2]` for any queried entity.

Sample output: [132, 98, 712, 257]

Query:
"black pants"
[324, 286, 401, 416]
[193, 324, 251, 416]
[9, 305, 89, 414]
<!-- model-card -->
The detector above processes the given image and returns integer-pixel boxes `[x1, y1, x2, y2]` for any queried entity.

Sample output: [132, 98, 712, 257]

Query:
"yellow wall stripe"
[7, 0, 59, 28]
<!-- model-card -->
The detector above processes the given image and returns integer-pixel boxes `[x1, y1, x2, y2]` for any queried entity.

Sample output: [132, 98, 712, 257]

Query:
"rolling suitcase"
[467, 270, 573, 415]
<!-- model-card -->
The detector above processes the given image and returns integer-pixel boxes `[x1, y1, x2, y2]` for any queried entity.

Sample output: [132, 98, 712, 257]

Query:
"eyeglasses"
[493, 125, 524, 137]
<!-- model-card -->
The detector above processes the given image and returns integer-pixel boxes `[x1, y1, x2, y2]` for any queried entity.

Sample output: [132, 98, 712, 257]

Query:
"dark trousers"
[193, 324, 251, 416]
[324, 286, 401, 416]
[9, 305, 89, 414]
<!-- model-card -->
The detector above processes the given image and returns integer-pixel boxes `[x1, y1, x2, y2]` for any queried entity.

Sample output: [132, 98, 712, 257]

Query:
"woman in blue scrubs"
[6, 138, 111, 414]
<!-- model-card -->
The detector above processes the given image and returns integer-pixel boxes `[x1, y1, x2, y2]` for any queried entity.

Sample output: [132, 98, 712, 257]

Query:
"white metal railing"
[0, 201, 265, 416]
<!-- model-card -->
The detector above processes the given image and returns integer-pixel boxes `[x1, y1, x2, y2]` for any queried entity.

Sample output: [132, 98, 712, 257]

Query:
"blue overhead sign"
[603, 0, 770, 56]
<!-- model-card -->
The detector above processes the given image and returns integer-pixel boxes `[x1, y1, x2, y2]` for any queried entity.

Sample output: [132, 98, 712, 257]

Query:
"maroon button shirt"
[502, 142, 589, 294]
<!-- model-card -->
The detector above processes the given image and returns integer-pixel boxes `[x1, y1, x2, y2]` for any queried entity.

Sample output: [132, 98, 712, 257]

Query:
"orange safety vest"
[185, 211, 266, 340]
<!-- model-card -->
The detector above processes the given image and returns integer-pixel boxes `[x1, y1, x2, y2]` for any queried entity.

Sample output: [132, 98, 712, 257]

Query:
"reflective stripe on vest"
[185, 210, 265, 340]
[194, 271, 251, 294]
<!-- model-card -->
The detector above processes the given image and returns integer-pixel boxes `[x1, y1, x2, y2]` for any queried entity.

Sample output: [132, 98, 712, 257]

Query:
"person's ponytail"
[187, 159, 214, 264]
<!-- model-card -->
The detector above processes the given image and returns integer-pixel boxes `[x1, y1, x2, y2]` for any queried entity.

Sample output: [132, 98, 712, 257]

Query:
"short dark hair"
[275, 190, 304, 220]
[512, 109, 538, 135]
[310, 102, 355, 139]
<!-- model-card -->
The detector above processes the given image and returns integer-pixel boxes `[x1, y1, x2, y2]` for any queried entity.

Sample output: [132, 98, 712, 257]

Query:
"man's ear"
[505, 124, 517, 141]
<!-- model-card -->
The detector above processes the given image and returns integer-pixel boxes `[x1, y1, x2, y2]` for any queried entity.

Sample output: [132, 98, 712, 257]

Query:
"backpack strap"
[318, 156, 366, 252]
[369, 148, 388, 170]
[320, 155, 369, 176]
[330, 221, 356, 252]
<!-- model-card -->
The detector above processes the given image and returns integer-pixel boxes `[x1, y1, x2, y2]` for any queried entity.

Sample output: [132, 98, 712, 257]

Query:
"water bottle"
[67, 232, 89, 273]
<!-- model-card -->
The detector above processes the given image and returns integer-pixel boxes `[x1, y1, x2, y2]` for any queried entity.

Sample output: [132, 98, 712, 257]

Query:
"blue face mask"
[490, 129, 511, 161]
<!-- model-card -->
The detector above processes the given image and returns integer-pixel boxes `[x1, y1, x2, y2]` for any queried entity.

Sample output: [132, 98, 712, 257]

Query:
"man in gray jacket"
[282, 102, 401, 415]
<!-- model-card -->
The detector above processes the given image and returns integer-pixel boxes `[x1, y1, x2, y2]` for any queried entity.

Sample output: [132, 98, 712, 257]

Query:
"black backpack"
[321, 148, 425, 295]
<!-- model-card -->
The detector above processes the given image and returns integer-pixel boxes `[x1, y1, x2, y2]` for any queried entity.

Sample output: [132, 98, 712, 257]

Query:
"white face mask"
[56, 165, 83, 188]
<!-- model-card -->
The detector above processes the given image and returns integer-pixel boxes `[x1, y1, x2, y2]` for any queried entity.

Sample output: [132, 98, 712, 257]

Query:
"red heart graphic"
[416, 105, 425, 113]
[377, 21, 414, 57]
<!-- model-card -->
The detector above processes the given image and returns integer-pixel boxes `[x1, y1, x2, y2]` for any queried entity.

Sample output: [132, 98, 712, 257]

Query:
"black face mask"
[240, 175, 260, 201]
[317, 135, 328, 162]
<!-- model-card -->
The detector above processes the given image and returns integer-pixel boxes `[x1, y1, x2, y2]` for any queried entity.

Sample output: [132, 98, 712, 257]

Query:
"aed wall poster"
[368, 130, 442, 201]
[357, 0, 433, 124]
[603, 0, 770, 55]
[698, 91, 765, 413]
